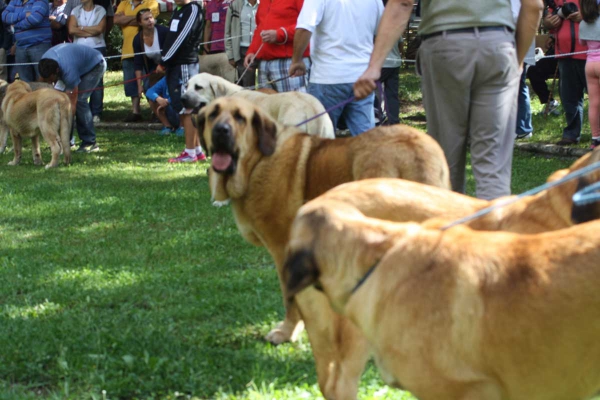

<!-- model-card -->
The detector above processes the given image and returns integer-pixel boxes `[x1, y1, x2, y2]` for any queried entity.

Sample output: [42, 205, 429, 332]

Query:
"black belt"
[421, 26, 513, 41]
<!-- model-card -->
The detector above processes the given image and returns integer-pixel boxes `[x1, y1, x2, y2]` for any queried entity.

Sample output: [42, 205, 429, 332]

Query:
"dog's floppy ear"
[284, 249, 320, 303]
[252, 109, 277, 156]
[209, 77, 223, 98]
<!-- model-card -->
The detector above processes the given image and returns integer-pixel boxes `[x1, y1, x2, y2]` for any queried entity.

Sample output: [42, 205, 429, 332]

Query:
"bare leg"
[132, 96, 141, 114]
[150, 101, 173, 128]
[181, 114, 199, 149]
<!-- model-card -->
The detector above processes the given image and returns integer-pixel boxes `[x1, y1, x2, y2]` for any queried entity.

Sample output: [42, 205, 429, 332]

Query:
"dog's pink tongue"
[212, 152, 232, 170]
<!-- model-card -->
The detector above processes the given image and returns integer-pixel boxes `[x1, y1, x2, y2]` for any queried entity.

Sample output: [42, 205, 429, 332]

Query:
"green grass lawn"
[0, 70, 589, 399]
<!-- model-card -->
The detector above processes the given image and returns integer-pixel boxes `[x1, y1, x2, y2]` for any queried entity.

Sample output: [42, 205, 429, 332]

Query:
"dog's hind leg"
[31, 135, 43, 166]
[42, 130, 61, 169]
[0, 121, 7, 153]
[7, 132, 21, 165]
[296, 289, 370, 400]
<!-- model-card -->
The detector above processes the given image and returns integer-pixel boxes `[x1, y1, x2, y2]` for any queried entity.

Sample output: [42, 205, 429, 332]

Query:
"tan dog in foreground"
[271, 148, 600, 398]
[181, 72, 335, 138]
[1, 80, 72, 168]
[0, 79, 53, 153]
[195, 96, 451, 398]
[284, 200, 600, 400]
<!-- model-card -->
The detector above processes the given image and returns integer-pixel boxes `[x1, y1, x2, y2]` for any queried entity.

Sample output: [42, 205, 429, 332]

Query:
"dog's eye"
[233, 111, 245, 124]
[195, 84, 203, 91]
[208, 110, 219, 120]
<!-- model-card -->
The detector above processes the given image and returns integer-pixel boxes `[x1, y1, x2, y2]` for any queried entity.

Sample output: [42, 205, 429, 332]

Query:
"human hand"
[155, 64, 165, 74]
[156, 97, 169, 108]
[288, 61, 306, 77]
[10, 44, 15, 56]
[567, 11, 582, 23]
[244, 52, 255, 68]
[260, 29, 278, 44]
[544, 14, 561, 29]
[204, 44, 210, 53]
[353, 67, 380, 100]
[25, 12, 30, 17]
[137, 83, 143, 97]
[228, 59, 236, 68]
[49, 15, 56, 20]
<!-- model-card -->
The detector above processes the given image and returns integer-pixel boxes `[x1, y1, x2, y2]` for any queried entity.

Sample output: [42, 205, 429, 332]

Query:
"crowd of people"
[2, 0, 600, 198]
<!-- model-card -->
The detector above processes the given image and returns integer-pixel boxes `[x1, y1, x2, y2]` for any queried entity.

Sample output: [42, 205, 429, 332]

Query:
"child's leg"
[585, 61, 600, 138]
[149, 100, 173, 128]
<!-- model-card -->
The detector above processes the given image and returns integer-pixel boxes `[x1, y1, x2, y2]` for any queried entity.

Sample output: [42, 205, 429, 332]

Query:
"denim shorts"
[122, 58, 139, 97]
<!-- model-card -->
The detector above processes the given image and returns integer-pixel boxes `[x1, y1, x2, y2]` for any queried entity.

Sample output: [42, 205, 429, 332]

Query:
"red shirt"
[206, 0, 230, 52]
[247, 0, 310, 60]
[548, 0, 587, 60]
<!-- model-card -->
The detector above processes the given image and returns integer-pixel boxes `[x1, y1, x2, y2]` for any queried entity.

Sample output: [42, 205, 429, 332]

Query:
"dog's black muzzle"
[210, 122, 238, 174]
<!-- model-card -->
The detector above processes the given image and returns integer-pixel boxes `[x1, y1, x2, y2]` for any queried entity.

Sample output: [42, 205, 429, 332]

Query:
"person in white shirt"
[68, 0, 106, 123]
[289, 0, 383, 136]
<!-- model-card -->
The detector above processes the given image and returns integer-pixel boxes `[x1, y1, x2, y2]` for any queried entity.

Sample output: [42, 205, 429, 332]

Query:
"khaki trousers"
[418, 29, 520, 200]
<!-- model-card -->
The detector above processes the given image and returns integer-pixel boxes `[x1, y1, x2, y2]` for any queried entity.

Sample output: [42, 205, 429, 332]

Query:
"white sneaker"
[545, 100, 560, 116]
[92, 115, 101, 124]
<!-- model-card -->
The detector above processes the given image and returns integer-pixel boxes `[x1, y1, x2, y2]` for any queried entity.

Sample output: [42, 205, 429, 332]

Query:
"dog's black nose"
[213, 122, 231, 138]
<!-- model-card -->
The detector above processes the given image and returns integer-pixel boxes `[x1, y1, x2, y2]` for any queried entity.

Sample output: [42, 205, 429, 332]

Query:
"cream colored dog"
[284, 199, 600, 400]
[181, 72, 335, 138]
[1, 80, 72, 168]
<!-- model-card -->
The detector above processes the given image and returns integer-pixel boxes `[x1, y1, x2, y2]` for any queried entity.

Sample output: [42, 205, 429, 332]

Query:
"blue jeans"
[516, 67, 532, 136]
[76, 59, 107, 145]
[374, 66, 401, 125]
[15, 41, 52, 82]
[308, 82, 375, 136]
[90, 47, 106, 117]
[558, 58, 587, 142]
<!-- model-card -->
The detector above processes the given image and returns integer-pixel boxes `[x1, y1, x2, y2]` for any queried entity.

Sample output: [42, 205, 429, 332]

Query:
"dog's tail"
[59, 96, 72, 166]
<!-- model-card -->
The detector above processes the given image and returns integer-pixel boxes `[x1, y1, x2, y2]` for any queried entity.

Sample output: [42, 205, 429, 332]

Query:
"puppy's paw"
[7, 159, 19, 166]
[264, 320, 304, 345]
[265, 328, 291, 345]
[45, 163, 57, 169]
[212, 199, 231, 207]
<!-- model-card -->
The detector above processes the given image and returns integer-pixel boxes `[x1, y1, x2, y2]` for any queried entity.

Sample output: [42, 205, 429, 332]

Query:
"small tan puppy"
[285, 200, 600, 400]
[2, 80, 72, 168]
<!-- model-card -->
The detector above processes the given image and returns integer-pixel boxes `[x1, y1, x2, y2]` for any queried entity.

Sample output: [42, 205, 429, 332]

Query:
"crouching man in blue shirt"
[38, 43, 107, 153]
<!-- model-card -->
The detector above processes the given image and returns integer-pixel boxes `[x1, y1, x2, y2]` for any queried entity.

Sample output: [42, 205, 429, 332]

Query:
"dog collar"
[350, 259, 380, 295]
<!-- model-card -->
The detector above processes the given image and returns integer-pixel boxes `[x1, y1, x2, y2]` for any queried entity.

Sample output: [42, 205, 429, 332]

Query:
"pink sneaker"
[195, 152, 207, 162]
[169, 151, 197, 163]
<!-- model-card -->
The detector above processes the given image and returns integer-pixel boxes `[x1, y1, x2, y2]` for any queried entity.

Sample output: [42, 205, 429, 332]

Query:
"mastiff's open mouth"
[211, 122, 238, 174]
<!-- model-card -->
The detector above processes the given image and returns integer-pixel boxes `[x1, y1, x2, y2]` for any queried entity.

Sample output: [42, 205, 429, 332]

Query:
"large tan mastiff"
[1, 80, 72, 168]
[274, 148, 600, 399]
[181, 72, 335, 138]
[194, 96, 451, 398]
[284, 199, 600, 400]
